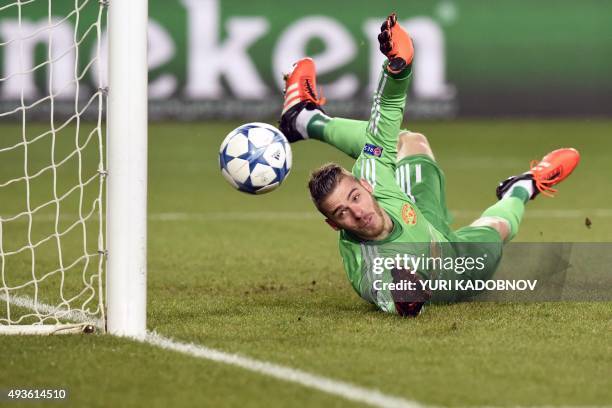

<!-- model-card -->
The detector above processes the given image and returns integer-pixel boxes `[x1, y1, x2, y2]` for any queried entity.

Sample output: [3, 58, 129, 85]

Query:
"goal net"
[1, 0, 148, 337]
[0, 0, 107, 334]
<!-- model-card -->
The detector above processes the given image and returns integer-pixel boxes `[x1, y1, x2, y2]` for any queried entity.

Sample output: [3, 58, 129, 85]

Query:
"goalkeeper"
[278, 13, 580, 316]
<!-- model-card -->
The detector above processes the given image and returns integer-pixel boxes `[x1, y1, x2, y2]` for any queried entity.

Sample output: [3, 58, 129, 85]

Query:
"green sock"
[308, 117, 367, 159]
[481, 187, 529, 241]
[305, 112, 330, 139]
[510, 186, 530, 204]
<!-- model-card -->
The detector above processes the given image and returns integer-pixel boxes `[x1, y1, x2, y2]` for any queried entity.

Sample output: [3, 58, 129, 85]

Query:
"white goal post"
[0, 0, 148, 337]
[105, 0, 148, 338]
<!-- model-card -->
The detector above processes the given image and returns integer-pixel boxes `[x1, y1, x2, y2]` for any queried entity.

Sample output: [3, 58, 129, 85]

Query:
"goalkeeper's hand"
[390, 267, 431, 317]
[377, 13, 414, 74]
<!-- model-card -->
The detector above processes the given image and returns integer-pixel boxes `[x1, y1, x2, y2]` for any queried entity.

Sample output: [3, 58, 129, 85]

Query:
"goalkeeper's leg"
[466, 147, 580, 242]
[278, 58, 364, 158]
[309, 117, 368, 159]
[279, 58, 367, 159]
[279, 58, 429, 160]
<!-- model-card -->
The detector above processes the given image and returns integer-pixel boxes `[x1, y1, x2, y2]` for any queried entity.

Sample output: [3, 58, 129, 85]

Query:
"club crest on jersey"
[363, 143, 383, 157]
[401, 203, 417, 225]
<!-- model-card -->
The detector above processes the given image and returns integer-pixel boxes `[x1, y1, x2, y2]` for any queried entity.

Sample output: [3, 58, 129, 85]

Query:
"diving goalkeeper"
[278, 13, 580, 316]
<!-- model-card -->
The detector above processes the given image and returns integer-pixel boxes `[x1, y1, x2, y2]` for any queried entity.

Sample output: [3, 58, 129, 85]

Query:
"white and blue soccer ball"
[219, 122, 292, 194]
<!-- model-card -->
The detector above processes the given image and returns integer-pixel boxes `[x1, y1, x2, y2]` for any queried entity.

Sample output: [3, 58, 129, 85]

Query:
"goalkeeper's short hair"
[308, 163, 356, 214]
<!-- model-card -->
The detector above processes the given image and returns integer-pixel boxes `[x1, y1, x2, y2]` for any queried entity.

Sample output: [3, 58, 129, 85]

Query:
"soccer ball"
[219, 122, 292, 194]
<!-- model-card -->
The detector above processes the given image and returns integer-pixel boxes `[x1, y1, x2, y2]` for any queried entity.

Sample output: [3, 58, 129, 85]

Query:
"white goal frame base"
[0, 324, 96, 335]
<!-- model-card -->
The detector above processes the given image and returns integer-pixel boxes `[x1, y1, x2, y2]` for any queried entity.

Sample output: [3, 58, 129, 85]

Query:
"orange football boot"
[279, 58, 326, 142]
[377, 13, 414, 74]
[496, 148, 580, 199]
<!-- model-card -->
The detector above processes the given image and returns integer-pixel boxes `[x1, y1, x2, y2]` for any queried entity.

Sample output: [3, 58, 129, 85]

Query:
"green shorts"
[395, 153, 501, 243]
[396, 153, 503, 302]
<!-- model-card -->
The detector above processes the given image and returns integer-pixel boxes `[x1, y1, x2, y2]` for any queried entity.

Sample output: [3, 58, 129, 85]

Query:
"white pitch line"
[149, 211, 321, 221]
[2, 209, 612, 223]
[144, 331, 422, 408]
[455, 209, 612, 219]
[1, 294, 422, 408]
[147, 209, 612, 221]
[0, 293, 103, 327]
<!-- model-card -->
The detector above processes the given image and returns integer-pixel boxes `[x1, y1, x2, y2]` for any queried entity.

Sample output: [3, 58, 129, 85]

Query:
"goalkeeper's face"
[319, 175, 386, 240]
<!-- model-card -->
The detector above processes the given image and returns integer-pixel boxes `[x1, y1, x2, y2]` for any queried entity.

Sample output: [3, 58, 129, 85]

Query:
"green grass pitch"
[0, 119, 611, 407]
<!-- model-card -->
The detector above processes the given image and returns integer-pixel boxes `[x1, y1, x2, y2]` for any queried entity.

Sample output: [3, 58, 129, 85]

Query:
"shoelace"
[281, 68, 327, 105]
[304, 78, 326, 106]
[530, 160, 562, 197]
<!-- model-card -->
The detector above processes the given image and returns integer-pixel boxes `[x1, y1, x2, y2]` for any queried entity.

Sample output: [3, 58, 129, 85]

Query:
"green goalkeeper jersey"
[337, 64, 503, 314]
